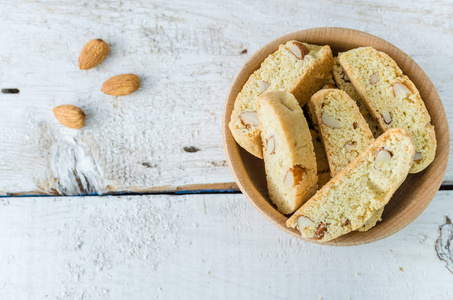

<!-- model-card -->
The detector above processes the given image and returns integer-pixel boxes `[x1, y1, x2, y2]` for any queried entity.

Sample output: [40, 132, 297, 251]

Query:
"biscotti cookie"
[332, 57, 382, 138]
[310, 89, 383, 231]
[338, 47, 436, 173]
[286, 128, 415, 242]
[257, 91, 318, 214]
[311, 89, 374, 175]
[229, 41, 334, 158]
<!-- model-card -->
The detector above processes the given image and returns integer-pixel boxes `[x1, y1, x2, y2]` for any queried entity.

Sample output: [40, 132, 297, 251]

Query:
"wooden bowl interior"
[223, 27, 449, 246]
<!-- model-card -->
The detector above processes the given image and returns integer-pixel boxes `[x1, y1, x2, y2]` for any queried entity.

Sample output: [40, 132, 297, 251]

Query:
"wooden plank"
[0, 0, 452, 195]
[0, 191, 452, 299]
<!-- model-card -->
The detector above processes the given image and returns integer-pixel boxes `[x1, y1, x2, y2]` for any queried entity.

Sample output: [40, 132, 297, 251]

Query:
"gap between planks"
[2, 182, 241, 197]
[3, 182, 453, 197]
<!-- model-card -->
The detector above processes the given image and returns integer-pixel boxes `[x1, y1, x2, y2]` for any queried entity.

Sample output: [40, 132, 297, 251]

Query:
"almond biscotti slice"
[338, 47, 436, 173]
[286, 128, 415, 242]
[311, 89, 374, 176]
[311, 88, 383, 231]
[229, 41, 334, 158]
[257, 91, 318, 214]
[332, 57, 382, 138]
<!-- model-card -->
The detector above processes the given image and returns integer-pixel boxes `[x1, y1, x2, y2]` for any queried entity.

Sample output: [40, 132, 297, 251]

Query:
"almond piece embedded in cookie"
[375, 148, 393, 164]
[257, 80, 270, 94]
[286, 41, 309, 60]
[393, 82, 411, 98]
[370, 73, 379, 85]
[343, 141, 356, 150]
[266, 136, 276, 155]
[313, 222, 327, 240]
[239, 111, 259, 128]
[381, 112, 392, 124]
[297, 216, 314, 230]
[284, 165, 307, 187]
[321, 111, 342, 128]
[413, 151, 423, 162]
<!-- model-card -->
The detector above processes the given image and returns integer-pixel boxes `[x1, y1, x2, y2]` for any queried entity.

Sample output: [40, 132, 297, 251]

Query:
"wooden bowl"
[222, 27, 450, 246]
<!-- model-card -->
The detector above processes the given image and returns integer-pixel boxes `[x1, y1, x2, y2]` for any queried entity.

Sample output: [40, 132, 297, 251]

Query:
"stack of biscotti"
[257, 91, 318, 214]
[229, 41, 437, 242]
[229, 41, 333, 158]
[338, 47, 436, 173]
[286, 128, 415, 242]
[310, 88, 383, 231]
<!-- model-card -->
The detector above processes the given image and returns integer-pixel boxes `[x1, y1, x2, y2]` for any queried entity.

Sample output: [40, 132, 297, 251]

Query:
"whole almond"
[101, 74, 140, 96]
[79, 39, 109, 70]
[53, 105, 86, 129]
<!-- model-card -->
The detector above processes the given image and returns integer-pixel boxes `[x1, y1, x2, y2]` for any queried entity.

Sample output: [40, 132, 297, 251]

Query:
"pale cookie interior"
[312, 89, 374, 176]
[257, 91, 318, 215]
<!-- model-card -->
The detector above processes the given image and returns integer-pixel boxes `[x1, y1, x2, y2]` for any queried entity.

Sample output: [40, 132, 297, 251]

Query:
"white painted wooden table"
[0, 1, 452, 299]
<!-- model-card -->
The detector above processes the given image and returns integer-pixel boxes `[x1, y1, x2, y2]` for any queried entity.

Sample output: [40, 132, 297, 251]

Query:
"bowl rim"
[222, 27, 450, 246]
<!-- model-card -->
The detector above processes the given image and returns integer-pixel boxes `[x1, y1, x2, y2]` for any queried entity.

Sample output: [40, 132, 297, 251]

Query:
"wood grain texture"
[224, 28, 449, 245]
[0, 192, 452, 299]
[0, 1, 451, 195]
